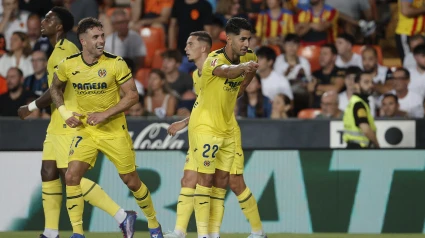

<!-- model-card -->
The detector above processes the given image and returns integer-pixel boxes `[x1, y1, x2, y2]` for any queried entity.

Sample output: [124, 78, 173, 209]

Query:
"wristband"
[58, 105, 73, 121]
[28, 100, 38, 112]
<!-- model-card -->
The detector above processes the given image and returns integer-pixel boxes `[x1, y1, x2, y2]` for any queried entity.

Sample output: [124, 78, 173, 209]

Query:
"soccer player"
[165, 31, 266, 238]
[188, 18, 258, 238]
[17, 7, 137, 238]
[49, 17, 163, 238]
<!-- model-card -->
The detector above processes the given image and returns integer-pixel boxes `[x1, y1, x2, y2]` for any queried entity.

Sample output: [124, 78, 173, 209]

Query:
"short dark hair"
[284, 34, 300, 44]
[51, 7, 74, 33]
[77, 17, 103, 38]
[394, 67, 410, 79]
[225, 17, 252, 35]
[189, 31, 212, 47]
[409, 34, 425, 45]
[383, 93, 399, 104]
[256, 46, 276, 63]
[321, 43, 337, 55]
[337, 33, 355, 45]
[161, 49, 183, 63]
[362, 45, 378, 57]
[413, 44, 425, 56]
[8, 67, 23, 77]
[345, 66, 362, 77]
[355, 71, 373, 83]
[211, 15, 224, 28]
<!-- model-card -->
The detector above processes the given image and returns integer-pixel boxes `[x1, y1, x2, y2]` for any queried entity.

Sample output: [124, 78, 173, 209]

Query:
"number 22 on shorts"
[202, 144, 218, 158]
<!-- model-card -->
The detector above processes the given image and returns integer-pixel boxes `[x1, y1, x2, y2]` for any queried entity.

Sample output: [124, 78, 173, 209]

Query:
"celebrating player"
[165, 31, 266, 238]
[186, 18, 259, 238]
[17, 8, 137, 238]
[49, 17, 163, 238]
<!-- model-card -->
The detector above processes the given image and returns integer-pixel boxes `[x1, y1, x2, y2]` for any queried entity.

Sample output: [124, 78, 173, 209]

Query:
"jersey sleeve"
[203, 55, 225, 77]
[297, 10, 308, 24]
[55, 59, 68, 82]
[115, 57, 132, 85]
[353, 102, 369, 127]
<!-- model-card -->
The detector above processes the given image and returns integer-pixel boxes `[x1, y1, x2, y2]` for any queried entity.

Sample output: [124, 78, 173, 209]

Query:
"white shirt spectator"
[407, 66, 425, 100]
[403, 53, 416, 69]
[338, 91, 376, 117]
[104, 30, 146, 59]
[273, 55, 312, 81]
[335, 53, 362, 69]
[0, 54, 33, 78]
[382, 90, 424, 118]
[0, 11, 29, 50]
[372, 65, 390, 84]
[260, 70, 293, 101]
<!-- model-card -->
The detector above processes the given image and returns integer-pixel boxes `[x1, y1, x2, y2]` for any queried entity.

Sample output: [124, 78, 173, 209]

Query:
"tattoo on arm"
[50, 73, 66, 108]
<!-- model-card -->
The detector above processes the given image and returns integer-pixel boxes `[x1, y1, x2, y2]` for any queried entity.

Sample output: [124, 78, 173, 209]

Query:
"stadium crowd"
[0, 0, 424, 119]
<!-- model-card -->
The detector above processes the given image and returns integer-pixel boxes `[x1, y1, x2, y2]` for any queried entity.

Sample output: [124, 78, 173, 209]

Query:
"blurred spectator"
[105, 8, 146, 70]
[0, 31, 33, 78]
[274, 34, 311, 82]
[395, 0, 425, 61]
[256, 46, 293, 103]
[339, 67, 376, 116]
[97, 0, 115, 36]
[215, 0, 247, 26]
[145, 69, 177, 118]
[210, 15, 226, 51]
[361, 46, 393, 95]
[270, 93, 292, 119]
[403, 34, 425, 69]
[122, 57, 145, 95]
[316, 90, 343, 119]
[130, 0, 173, 30]
[295, 0, 339, 46]
[0, 67, 37, 117]
[407, 44, 425, 100]
[0, 0, 29, 50]
[160, 49, 192, 98]
[248, 29, 260, 52]
[176, 90, 197, 117]
[168, 0, 212, 73]
[335, 33, 362, 69]
[64, 0, 99, 49]
[26, 14, 40, 47]
[19, 0, 54, 18]
[379, 94, 407, 118]
[0, 33, 7, 57]
[255, 0, 294, 45]
[309, 44, 345, 108]
[238, 73, 272, 118]
[325, 0, 373, 37]
[23, 50, 47, 96]
[127, 96, 155, 117]
[385, 68, 424, 118]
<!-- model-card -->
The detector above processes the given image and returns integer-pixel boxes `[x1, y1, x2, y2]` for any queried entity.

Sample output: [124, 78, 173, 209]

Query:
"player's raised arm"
[212, 61, 258, 79]
[51, 72, 82, 128]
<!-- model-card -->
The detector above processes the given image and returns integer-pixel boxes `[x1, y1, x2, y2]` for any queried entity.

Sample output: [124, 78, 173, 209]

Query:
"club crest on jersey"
[211, 59, 218, 67]
[69, 149, 74, 156]
[203, 160, 210, 167]
[98, 68, 107, 78]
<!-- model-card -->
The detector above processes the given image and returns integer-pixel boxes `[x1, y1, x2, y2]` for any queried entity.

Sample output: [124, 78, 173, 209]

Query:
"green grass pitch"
[1, 232, 425, 238]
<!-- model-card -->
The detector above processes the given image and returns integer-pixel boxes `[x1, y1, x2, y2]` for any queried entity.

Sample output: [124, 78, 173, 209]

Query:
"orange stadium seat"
[298, 45, 321, 72]
[297, 108, 321, 119]
[151, 49, 166, 69]
[352, 45, 383, 65]
[136, 68, 151, 89]
[140, 27, 166, 68]
[268, 44, 282, 56]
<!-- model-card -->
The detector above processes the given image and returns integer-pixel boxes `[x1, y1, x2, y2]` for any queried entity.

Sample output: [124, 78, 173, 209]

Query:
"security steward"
[343, 71, 380, 149]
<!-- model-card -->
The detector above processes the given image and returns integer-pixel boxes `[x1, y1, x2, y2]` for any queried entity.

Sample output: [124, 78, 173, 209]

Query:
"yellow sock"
[80, 178, 120, 217]
[42, 179, 62, 230]
[175, 187, 195, 233]
[208, 187, 226, 234]
[132, 182, 159, 229]
[193, 184, 212, 236]
[237, 187, 263, 233]
[66, 185, 84, 235]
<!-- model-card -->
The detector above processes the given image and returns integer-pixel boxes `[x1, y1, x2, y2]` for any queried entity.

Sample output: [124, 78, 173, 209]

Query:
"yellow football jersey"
[192, 69, 201, 96]
[46, 39, 80, 135]
[188, 48, 257, 138]
[55, 51, 132, 137]
[396, 0, 425, 36]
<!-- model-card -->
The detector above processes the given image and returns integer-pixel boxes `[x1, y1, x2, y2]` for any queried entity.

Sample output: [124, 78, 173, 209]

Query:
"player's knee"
[198, 173, 214, 187]
[229, 174, 246, 196]
[181, 173, 197, 189]
[40, 163, 59, 182]
[120, 172, 142, 191]
[213, 170, 229, 189]
[65, 169, 82, 186]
